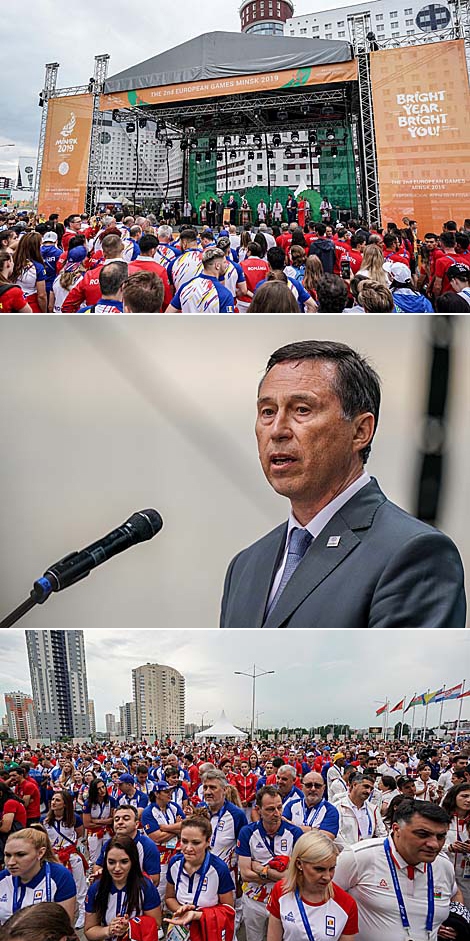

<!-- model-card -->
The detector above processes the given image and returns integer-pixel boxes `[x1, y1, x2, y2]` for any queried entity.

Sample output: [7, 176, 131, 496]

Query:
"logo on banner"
[56, 111, 78, 156]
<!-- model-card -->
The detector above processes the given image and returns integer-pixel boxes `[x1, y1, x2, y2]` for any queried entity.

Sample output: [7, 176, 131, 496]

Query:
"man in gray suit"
[220, 340, 465, 629]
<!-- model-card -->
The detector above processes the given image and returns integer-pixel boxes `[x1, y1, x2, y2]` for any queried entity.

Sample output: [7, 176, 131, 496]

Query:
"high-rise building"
[26, 631, 90, 740]
[97, 117, 183, 204]
[132, 663, 185, 740]
[120, 701, 137, 739]
[88, 700, 96, 737]
[105, 713, 117, 736]
[285, 0, 452, 42]
[4, 692, 37, 742]
[240, 0, 294, 34]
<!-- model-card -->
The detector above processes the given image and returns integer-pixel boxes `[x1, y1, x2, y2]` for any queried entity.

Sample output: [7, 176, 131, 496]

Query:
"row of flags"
[376, 683, 469, 716]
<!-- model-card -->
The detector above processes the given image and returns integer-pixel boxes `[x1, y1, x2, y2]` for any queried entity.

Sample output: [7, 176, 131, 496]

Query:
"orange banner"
[100, 60, 358, 111]
[371, 40, 470, 234]
[38, 94, 94, 218]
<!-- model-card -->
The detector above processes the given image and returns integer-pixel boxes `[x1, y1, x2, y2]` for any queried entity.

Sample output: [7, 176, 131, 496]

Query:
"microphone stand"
[0, 578, 53, 629]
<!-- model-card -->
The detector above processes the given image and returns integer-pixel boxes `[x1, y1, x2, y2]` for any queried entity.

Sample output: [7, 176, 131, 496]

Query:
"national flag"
[404, 693, 426, 712]
[390, 698, 405, 712]
[457, 689, 470, 699]
[376, 703, 388, 716]
[433, 684, 463, 702]
[294, 177, 309, 198]
[424, 688, 444, 705]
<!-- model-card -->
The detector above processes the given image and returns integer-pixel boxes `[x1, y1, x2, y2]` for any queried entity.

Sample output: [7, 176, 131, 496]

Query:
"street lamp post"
[234, 664, 275, 741]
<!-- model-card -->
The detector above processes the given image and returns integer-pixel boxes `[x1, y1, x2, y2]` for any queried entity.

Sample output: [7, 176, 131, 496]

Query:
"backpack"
[308, 238, 335, 274]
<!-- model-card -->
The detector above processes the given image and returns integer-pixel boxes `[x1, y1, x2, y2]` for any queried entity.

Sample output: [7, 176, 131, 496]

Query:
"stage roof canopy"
[104, 31, 353, 95]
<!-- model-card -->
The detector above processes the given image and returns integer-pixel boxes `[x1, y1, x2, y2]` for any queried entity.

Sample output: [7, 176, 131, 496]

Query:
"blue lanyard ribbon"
[210, 803, 227, 848]
[176, 851, 211, 907]
[384, 837, 434, 937]
[295, 889, 316, 941]
[116, 889, 128, 916]
[303, 799, 325, 827]
[13, 862, 51, 913]
[258, 825, 276, 857]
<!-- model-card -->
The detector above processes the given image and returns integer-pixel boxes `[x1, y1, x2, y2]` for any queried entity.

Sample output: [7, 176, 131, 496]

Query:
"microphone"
[33, 509, 163, 602]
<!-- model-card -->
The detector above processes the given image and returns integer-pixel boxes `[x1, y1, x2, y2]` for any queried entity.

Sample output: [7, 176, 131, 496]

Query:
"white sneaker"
[75, 914, 85, 929]
[158, 930, 165, 939]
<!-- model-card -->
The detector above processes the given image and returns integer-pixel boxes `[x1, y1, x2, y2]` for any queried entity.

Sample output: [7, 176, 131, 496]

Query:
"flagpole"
[423, 689, 430, 742]
[401, 695, 406, 740]
[411, 705, 416, 743]
[438, 685, 446, 731]
[455, 679, 466, 742]
[385, 699, 389, 741]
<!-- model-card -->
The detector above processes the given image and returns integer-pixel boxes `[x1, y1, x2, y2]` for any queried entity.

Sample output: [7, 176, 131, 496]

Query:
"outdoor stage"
[35, 20, 470, 232]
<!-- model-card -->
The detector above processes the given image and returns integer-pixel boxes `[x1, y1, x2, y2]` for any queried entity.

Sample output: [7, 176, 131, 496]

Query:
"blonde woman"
[0, 827, 76, 925]
[267, 830, 358, 941]
[302, 255, 323, 303]
[358, 244, 388, 285]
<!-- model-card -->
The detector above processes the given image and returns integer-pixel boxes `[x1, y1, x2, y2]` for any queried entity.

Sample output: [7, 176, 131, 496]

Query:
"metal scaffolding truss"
[33, 62, 60, 209]
[86, 54, 110, 214]
[348, 12, 381, 227]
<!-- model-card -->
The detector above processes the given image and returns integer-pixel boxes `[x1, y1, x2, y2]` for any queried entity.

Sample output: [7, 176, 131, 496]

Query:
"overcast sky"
[1, 0, 366, 178]
[1, 628, 469, 732]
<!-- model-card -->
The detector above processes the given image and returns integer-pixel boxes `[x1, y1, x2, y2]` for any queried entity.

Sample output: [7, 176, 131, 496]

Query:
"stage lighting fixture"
[247, 150, 255, 159]
[314, 145, 322, 157]
[156, 120, 166, 132]
[300, 103, 310, 115]
[138, 118, 147, 129]
[38, 92, 45, 108]
[190, 137, 198, 149]
[285, 147, 293, 159]
[267, 149, 274, 159]
[253, 134, 262, 147]
[291, 130, 300, 143]
[300, 147, 308, 158]
[217, 151, 223, 160]
[331, 146, 338, 158]
[239, 134, 247, 146]
[223, 134, 231, 145]
[322, 105, 335, 116]
[326, 127, 336, 141]
[272, 133, 281, 147]
[277, 108, 288, 121]
[205, 151, 211, 162]
[308, 129, 317, 143]
[229, 149, 237, 159]
[180, 139, 189, 151]
[112, 109, 120, 121]
[165, 138, 173, 149]
[126, 122, 136, 133]
[196, 152, 202, 163]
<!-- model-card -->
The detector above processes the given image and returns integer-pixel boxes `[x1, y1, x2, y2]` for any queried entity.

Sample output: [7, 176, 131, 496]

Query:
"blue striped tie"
[265, 527, 313, 619]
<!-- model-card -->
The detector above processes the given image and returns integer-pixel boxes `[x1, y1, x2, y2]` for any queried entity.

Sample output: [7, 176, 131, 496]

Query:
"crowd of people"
[0, 734, 469, 940]
[1, 207, 470, 313]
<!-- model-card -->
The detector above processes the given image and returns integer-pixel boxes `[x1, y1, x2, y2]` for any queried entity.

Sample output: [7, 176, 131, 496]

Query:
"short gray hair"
[278, 764, 296, 778]
[158, 224, 173, 241]
[202, 769, 228, 787]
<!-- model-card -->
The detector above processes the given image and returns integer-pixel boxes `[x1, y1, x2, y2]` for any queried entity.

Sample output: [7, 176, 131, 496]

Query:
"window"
[389, 10, 398, 16]
[376, 13, 383, 20]
[338, 30, 345, 36]
[405, 7, 413, 13]
[300, 27, 307, 32]
[283, 174, 288, 181]
[257, 174, 263, 181]
[406, 18, 413, 24]
[337, 20, 344, 26]
[257, 152, 263, 158]
[407, 28, 414, 32]
[325, 33, 332, 38]
[290, 29, 295, 33]
[392, 30, 400, 35]
[391, 21, 399, 28]
[325, 22, 332, 28]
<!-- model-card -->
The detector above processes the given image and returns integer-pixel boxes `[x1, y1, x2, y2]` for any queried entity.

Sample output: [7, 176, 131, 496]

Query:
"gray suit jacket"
[220, 479, 466, 629]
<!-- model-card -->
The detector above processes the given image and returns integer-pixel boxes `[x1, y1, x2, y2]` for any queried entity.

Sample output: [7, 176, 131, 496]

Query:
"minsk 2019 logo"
[56, 112, 78, 176]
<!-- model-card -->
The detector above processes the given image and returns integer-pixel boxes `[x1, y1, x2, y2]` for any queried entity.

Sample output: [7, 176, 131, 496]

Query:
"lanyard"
[116, 889, 128, 916]
[210, 803, 227, 848]
[295, 890, 316, 941]
[258, 826, 276, 857]
[351, 803, 373, 839]
[383, 838, 434, 938]
[13, 862, 51, 913]
[303, 799, 325, 827]
[176, 851, 211, 907]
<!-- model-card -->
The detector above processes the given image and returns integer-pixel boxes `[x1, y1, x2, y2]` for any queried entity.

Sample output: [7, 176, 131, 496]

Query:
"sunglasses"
[304, 782, 324, 789]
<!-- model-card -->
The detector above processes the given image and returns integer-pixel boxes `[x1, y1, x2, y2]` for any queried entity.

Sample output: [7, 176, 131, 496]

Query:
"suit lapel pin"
[327, 536, 341, 547]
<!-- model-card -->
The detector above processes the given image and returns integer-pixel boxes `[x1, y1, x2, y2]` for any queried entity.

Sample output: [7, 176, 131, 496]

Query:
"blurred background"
[0, 314, 468, 630]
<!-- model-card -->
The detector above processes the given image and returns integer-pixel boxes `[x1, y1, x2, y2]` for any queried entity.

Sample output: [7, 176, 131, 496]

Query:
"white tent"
[194, 710, 247, 741]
